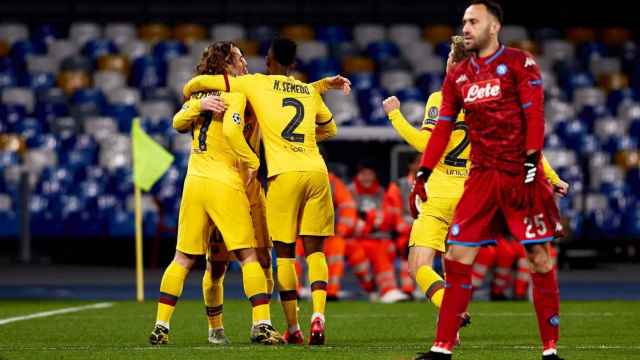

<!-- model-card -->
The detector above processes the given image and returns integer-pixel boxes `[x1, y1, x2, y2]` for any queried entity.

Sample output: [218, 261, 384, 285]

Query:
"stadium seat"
[26, 55, 58, 74]
[366, 41, 400, 63]
[357, 87, 389, 126]
[388, 24, 421, 48]
[139, 100, 174, 121]
[138, 23, 171, 44]
[10, 40, 47, 66]
[48, 40, 79, 63]
[401, 41, 434, 69]
[593, 117, 623, 142]
[49, 116, 80, 136]
[316, 26, 349, 44]
[167, 68, 192, 100]
[353, 24, 385, 50]
[121, 39, 150, 61]
[423, 25, 454, 45]
[304, 57, 340, 81]
[324, 91, 360, 126]
[500, 25, 529, 44]
[542, 39, 574, 62]
[171, 134, 192, 154]
[84, 116, 118, 143]
[93, 70, 126, 93]
[566, 27, 596, 45]
[168, 56, 196, 77]
[0, 23, 29, 45]
[415, 71, 444, 94]
[130, 56, 166, 88]
[99, 134, 131, 170]
[297, 41, 329, 64]
[349, 73, 376, 94]
[187, 39, 209, 60]
[71, 87, 106, 114]
[69, 22, 102, 47]
[105, 86, 140, 106]
[399, 100, 425, 126]
[591, 57, 621, 79]
[247, 25, 276, 44]
[174, 23, 206, 44]
[211, 24, 246, 42]
[341, 56, 375, 74]
[602, 27, 632, 48]
[82, 39, 118, 62]
[2, 87, 35, 113]
[104, 23, 136, 48]
[380, 70, 413, 94]
[106, 103, 138, 132]
[26, 71, 56, 93]
[280, 25, 314, 41]
[413, 54, 444, 75]
[153, 40, 188, 64]
[96, 54, 129, 75]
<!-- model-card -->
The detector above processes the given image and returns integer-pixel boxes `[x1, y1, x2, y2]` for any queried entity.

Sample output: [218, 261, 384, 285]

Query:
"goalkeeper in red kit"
[412, 1, 563, 360]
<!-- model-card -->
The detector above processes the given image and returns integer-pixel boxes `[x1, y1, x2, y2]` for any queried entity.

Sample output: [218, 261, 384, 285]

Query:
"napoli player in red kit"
[411, 1, 563, 359]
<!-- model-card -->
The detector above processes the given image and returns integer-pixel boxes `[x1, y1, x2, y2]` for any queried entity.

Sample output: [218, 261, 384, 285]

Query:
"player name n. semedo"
[273, 79, 311, 94]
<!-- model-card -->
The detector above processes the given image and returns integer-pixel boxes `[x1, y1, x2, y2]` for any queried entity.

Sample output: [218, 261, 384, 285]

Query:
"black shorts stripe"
[206, 305, 223, 316]
[310, 280, 328, 292]
[159, 292, 179, 306]
[425, 280, 445, 300]
[249, 293, 270, 307]
[279, 290, 298, 301]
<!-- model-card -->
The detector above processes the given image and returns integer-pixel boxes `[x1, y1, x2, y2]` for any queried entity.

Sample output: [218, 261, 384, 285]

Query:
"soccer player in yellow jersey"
[149, 41, 285, 346]
[183, 38, 348, 345]
[175, 41, 345, 345]
[382, 37, 568, 330]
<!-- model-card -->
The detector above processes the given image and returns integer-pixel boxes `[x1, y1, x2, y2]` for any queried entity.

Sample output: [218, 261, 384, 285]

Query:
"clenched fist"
[382, 96, 401, 114]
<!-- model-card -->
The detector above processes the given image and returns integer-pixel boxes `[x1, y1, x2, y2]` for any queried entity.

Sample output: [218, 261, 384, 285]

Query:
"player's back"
[182, 90, 244, 190]
[240, 74, 332, 178]
[422, 91, 470, 198]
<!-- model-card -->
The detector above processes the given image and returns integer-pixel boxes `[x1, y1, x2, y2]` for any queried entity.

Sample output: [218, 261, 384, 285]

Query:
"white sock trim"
[311, 312, 325, 323]
[155, 320, 170, 330]
[430, 345, 452, 355]
[255, 320, 272, 326]
[543, 348, 557, 356]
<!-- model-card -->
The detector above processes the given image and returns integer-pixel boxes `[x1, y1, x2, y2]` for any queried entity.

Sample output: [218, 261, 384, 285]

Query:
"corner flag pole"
[134, 185, 144, 302]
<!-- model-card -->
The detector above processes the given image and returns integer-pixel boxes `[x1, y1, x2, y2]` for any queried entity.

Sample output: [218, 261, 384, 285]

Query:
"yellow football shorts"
[266, 171, 335, 243]
[176, 175, 256, 255]
[206, 182, 271, 262]
[409, 196, 461, 253]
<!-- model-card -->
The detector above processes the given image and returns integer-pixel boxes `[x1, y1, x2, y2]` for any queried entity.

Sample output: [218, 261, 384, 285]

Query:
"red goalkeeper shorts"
[447, 167, 562, 247]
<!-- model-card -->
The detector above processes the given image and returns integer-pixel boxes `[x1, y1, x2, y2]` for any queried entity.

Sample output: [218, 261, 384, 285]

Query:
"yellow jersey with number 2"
[183, 74, 336, 178]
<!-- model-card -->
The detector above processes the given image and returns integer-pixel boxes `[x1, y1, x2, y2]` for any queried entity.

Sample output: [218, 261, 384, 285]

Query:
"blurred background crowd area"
[0, 0, 638, 266]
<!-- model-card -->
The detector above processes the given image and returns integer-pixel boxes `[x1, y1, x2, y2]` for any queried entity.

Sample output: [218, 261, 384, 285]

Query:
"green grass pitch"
[0, 299, 638, 359]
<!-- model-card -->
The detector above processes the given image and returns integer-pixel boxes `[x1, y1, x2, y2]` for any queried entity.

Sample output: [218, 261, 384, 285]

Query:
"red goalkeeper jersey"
[424, 45, 545, 175]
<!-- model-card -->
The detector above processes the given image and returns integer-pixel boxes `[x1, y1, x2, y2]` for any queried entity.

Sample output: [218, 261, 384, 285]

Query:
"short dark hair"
[270, 37, 297, 67]
[469, 0, 503, 24]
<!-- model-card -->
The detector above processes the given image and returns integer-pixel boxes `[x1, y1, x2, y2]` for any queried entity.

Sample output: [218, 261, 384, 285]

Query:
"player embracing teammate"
[411, 1, 564, 359]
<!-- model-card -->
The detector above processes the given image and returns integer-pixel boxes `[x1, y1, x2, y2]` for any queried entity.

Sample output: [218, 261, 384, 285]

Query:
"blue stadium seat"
[602, 135, 637, 155]
[606, 88, 635, 115]
[415, 72, 444, 95]
[556, 119, 588, 151]
[9, 39, 47, 64]
[349, 72, 377, 91]
[24, 72, 56, 91]
[626, 168, 640, 190]
[316, 26, 349, 43]
[107, 103, 138, 132]
[35, 100, 69, 124]
[628, 119, 640, 142]
[70, 87, 106, 116]
[305, 58, 341, 81]
[0, 103, 27, 130]
[141, 87, 176, 104]
[366, 41, 400, 63]
[82, 39, 118, 61]
[13, 116, 45, 141]
[153, 40, 188, 63]
[108, 208, 135, 237]
[622, 202, 640, 237]
[576, 42, 608, 67]
[396, 87, 425, 102]
[31, 23, 61, 44]
[0, 69, 18, 90]
[357, 87, 389, 126]
[131, 56, 166, 88]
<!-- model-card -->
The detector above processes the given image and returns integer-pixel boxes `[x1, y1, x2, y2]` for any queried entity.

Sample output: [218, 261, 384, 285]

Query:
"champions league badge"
[496, 64, 508, 76]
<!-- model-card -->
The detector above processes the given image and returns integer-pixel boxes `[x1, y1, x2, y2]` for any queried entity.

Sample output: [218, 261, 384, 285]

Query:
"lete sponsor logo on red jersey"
[462, 79, 502, 104]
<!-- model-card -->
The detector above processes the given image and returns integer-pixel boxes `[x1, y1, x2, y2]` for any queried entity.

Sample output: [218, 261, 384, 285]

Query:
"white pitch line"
[0, 302, 114, 326]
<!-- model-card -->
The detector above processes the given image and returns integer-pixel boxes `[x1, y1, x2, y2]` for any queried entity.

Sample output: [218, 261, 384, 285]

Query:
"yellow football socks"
[242, 261, 271, 325]
[307, 252, 328, 316]
[277, 257, 299, 328]
[202, 268, 225, 330]
[416, 265, 445, 308]
[156, 261, 189, 327]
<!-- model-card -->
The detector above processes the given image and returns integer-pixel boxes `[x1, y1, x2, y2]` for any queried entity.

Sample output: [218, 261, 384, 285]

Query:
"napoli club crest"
[496, 64, 508, 76]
